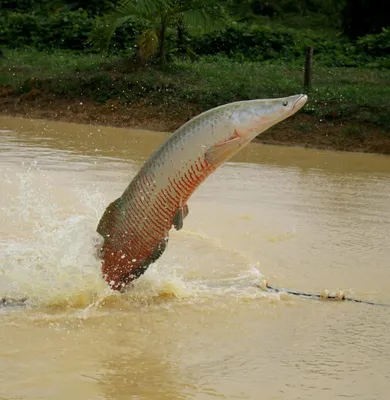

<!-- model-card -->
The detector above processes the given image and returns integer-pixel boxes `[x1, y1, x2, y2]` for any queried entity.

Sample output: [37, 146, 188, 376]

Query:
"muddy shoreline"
[1, 92, 389, 154]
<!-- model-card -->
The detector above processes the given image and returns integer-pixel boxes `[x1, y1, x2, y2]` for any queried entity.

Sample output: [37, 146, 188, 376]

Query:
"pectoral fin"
[204, 133, 243, 165]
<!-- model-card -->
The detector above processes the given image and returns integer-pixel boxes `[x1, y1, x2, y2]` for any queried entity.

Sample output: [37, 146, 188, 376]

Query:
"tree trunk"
[135, 48, 146, 68]
[159, 19, 167, 65]
[177, 19, 186, 55]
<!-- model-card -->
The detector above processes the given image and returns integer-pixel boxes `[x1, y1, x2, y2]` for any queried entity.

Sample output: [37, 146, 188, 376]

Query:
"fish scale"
[98, 135, 215, 289]
[97, 95, 308, 290]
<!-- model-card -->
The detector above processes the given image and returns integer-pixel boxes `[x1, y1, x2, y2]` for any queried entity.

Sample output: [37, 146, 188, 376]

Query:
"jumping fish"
[97, 94, 308, 290]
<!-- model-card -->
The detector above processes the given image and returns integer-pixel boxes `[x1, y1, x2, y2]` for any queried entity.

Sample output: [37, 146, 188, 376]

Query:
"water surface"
[1, 116, 390, 400]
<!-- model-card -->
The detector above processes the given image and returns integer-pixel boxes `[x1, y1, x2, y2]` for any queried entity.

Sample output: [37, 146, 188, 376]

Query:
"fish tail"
[101, 237, 169, 291]
[101, 245, 137, 291]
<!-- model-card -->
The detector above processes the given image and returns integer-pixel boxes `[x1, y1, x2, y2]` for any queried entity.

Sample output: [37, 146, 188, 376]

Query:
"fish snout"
[292, 94, 308, 112]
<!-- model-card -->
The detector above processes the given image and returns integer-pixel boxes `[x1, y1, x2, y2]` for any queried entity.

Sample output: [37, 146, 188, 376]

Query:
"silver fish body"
[97, 94, 308, 290]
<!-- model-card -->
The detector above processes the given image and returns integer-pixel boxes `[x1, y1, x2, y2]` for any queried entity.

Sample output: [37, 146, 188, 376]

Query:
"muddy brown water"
[1, 116, 390, 400]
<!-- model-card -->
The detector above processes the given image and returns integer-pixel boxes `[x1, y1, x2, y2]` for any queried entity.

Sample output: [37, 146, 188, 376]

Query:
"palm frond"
[181, 8, 227, 34]
[137, 29, 159, 61]
[88, 14, 133, 52]
[116, 0, 166, 18]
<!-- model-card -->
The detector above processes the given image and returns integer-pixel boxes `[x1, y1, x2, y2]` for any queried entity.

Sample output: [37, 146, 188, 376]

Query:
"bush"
[0, 10, 146, 53]
[357, 28, 390, 57]
[1, 12, 389, 69]
[0, 10, 94, 50]
[189, 23, 389, 68]
[190, 24, 298, 61]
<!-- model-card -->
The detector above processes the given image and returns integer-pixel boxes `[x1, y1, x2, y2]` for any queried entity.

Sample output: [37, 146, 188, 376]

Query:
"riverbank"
[1, 50, 389, 154]
[2, 91, 389, 154]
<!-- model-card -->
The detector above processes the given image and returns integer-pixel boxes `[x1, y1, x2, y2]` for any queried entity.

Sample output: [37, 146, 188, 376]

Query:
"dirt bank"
[1, 90, 389, 154]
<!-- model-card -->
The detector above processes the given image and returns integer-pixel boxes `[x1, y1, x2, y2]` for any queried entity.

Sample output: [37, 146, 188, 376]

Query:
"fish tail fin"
[101, 237, 169, 291]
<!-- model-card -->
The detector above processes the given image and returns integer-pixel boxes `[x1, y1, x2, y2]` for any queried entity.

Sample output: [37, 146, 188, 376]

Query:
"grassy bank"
[1, 49, 390, 153]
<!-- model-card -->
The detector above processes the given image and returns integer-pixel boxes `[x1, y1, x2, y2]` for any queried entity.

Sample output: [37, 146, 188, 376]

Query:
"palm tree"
[89, 0, 226, 66]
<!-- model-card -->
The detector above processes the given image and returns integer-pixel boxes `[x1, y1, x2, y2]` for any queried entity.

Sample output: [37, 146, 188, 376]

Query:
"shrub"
[0, 10, 94, 50]
[189, 23, 389, 68]
[1, 13, 389, 69]
[190, 24, 298, 61]
[0, 10, 146, 53]
[357, 28, 390, 57]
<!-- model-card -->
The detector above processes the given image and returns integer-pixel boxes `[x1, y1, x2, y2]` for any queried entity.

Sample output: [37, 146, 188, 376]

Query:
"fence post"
[304, 46, 313, 92]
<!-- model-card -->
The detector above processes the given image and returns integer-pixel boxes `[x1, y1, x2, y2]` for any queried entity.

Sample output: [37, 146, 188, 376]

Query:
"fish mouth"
[292, 94, 308, 111]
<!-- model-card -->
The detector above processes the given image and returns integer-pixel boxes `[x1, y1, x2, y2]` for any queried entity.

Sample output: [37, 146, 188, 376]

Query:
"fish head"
[203, 94, 308, 166]
[232, 94, 308, 140]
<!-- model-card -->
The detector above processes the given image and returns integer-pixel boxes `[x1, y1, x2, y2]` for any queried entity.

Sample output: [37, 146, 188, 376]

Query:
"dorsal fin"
[96, 197, 123, 239]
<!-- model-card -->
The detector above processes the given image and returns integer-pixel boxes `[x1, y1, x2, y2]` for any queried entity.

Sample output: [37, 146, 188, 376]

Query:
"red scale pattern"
[101, 157, 216, 290]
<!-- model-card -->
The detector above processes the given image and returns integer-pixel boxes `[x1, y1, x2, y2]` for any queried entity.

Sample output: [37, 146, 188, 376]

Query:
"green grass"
[1, 49, 390, 130]
[0, 49, 119, 86]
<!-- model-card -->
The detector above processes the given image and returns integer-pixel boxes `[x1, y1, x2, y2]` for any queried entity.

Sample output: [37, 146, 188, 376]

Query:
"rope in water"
[258, 280, 390, 307]
[2, 281, 390, 308]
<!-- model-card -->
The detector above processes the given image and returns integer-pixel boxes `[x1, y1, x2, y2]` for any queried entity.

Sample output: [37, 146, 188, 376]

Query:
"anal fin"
[148, 236, 169, 265]
[125, 236, 169, 282]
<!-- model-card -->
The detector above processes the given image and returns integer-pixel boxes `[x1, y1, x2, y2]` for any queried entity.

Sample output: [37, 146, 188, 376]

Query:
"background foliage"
[1, 0, 389, 68]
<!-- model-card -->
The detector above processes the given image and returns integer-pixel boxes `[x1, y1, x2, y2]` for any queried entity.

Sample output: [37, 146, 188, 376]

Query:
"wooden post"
[304, 46, 313, 92]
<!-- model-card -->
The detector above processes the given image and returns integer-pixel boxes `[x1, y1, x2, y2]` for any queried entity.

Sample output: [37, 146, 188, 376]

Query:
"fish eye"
[282, 101, 288, 106]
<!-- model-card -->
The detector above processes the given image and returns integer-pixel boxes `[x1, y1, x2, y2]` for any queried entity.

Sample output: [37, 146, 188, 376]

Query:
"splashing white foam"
[0, 163, 205, 308]
[0, 161, 273, 311]
[0, 165, 109, 306]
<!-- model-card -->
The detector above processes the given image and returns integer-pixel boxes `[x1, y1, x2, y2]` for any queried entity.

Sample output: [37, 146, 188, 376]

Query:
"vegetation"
[1, 0, 389, 67]
[0, 0, 389, 152]
[1, 49, 389, 129]
[89, 0, 226, 65]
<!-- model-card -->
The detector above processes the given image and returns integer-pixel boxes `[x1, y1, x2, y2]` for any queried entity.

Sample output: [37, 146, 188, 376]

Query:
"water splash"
[0, 162, 274, 312]
[0, 164, 108, 307]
